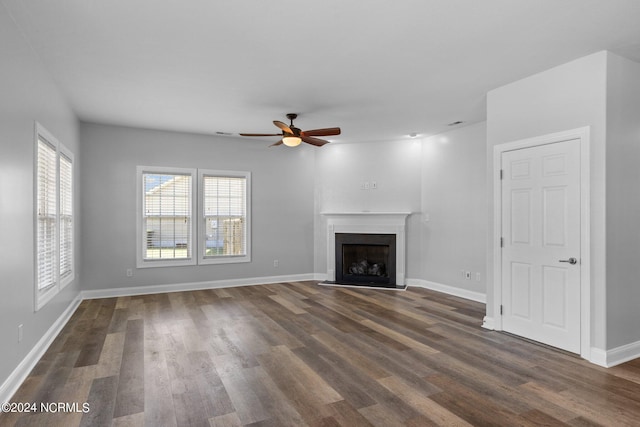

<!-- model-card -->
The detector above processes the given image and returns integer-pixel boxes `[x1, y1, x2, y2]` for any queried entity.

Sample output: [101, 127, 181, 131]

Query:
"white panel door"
[501, 139, 581, 353]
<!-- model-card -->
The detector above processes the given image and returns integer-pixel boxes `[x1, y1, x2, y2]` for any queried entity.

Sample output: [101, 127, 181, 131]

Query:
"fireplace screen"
[335, 233, 396, 286]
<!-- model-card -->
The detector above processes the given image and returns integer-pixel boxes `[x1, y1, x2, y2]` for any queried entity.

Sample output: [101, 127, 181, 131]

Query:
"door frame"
[492, 127, 591, 359]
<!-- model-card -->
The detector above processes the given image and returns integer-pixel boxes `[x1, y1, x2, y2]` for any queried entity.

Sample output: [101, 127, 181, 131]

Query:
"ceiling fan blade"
[301, 135, 330, 147]
[239, 133, 282, 137]
[269, 140, 284, 147]
[302, 127, 341, 137]
[273, 120, 293, 134]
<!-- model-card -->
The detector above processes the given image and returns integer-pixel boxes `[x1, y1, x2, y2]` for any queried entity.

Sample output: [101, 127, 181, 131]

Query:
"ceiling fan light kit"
[282, 136, 302, 147]
[240, 113, 340, 148]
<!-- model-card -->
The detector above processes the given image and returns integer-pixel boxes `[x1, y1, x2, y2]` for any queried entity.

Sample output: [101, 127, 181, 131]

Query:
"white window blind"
[59, 152, 73, 281]
[142, 173, 193, 261]
[35, 122, 74, 311]
[202, 174, 247, 258]
[36, 137, 58, 291]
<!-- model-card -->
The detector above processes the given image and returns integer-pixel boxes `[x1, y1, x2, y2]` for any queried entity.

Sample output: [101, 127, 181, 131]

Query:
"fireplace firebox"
[335, 233, 396, 287]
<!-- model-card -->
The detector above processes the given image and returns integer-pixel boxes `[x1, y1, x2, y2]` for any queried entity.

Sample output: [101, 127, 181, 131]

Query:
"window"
[198, 170, 251, 264]
[36, 136, 57, 292]
[137, 167, 250, 268]
[59, 152, 73, 281]
[35, 123, 73, 310]
[137, 167, 196, 268]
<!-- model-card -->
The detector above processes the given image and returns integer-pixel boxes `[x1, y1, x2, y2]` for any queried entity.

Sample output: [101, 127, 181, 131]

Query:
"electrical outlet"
[126, 268, 133, 277]
[273, 260, 279, 268]
[18, 324, 23, 343]
[364, 181, 370, 190]
[476, 272, 481, 282]
[465, 271, 471, 280]
[371, 181, 377, 189]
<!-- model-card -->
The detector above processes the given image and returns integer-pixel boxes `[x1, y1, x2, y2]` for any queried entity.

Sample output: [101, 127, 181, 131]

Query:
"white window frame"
[198, 169, 251, 265]
[34, 122, 74, 311]
[136, 166, 197, 268]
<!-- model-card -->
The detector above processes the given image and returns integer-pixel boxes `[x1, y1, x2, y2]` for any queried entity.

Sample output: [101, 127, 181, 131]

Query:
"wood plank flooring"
[2, 281, 640, 426]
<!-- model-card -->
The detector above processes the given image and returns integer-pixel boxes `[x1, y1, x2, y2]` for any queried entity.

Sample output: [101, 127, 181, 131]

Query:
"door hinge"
[500, 169, 504, 180]
[500, 305, 504, 315]
[500, 237, 504, 248]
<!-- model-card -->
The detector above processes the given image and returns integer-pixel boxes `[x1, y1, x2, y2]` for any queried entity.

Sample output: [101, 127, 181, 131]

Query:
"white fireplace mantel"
[321, 212, 411, 286]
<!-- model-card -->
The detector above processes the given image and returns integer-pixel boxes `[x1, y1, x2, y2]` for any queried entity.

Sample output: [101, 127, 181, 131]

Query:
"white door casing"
[501, 139, 581, 353]
[490, 127, 591, 360]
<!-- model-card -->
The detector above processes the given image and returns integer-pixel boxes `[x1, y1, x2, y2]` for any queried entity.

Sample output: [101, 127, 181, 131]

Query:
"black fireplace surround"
[335, 233, 396, 287]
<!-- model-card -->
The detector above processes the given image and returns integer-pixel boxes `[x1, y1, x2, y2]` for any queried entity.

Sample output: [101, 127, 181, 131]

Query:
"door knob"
[559, 257, 578, 265]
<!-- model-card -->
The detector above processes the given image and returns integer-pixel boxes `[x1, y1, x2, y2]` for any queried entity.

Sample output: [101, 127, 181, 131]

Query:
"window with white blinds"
[36, 137, 57, 291]
[137, 167, 196, 268]
[35, 123, 74, 310]
[199, 170, 251, 264]
[137, 167, 250, 268]
[59, 152, 73, 280]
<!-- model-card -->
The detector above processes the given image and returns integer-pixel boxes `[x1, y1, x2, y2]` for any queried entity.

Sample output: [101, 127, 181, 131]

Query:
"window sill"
[199, 255, 251, 265]
[136, 258, 197, 269]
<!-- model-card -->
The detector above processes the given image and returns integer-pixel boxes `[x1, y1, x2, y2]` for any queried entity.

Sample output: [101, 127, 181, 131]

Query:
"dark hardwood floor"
[2, 281, 640, 426]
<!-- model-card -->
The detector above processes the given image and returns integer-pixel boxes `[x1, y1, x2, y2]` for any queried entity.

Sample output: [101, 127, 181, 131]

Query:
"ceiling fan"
[239, 113, 340, 147]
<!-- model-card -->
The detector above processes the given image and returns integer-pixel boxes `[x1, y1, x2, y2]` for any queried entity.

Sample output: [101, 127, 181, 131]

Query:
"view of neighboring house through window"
[139, 168, 195, 267]
[35, 123, 73, 310]
[199, 170, 250, 264]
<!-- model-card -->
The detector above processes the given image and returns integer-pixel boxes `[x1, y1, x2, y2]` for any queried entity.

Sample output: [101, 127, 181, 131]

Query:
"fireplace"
[321, 212, 410, 289]
[335, 233, 396, 286]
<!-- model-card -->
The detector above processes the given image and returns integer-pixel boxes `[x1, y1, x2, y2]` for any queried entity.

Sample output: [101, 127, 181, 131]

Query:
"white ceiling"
[3, 0, 640, 144]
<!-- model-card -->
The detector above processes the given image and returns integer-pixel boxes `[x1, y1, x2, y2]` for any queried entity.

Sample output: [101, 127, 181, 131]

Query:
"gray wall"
[605, 54, 640, 349]
[82, 121, 490, 297]
[421, 123, 487, 292]
[79, 123, 316, 290]
[0, 7, 81, 388]
[486, 51, 608, 350]
[313, 139, 423, 279]
[312, 127, 488, 293]
[82, 121, 490, 295]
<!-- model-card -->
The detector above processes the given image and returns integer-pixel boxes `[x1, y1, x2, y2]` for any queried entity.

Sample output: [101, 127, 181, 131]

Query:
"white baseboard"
[0, 294, 82, 404]
[482, 316, 496, 330]
[406, 278, 486, 303]
[589, 348, 608, 367]
[606, 340, 640, 366]
[590, 341, 640, 367]
[81, 273, 317, 300]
